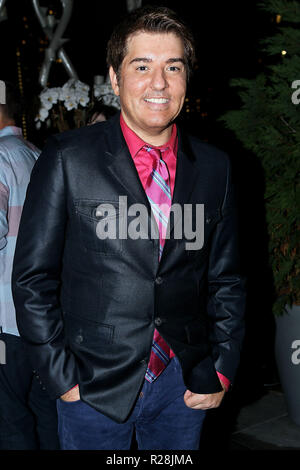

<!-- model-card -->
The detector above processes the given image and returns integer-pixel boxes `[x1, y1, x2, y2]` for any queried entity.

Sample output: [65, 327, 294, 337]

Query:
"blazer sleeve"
[12, 136, 78, 398]
[206, 155, 246, 385]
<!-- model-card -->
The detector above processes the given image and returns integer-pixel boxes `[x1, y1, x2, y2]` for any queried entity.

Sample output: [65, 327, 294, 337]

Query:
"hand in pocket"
[60, 385, 80, 402]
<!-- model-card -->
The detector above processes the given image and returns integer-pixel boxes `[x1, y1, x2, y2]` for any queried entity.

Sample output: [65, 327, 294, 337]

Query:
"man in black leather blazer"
[12, 6, 246, 450]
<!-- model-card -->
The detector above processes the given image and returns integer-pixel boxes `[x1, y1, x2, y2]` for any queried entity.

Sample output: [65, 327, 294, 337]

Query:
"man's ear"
[109, 66, 120, 97]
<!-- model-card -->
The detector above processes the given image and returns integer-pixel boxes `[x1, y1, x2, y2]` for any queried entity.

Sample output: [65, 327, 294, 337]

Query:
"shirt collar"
[120, 112, 177, 160]
[0, 126, 23, 139]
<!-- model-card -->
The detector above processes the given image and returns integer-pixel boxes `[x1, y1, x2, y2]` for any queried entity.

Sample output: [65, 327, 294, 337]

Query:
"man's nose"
[150, 68, 168, 90]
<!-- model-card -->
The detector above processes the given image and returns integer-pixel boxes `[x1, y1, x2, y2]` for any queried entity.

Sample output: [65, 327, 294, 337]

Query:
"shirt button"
[139, 391, 144, 398]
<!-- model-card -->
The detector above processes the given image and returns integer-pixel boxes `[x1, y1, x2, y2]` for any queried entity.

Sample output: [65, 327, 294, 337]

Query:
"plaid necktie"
[144, 146, 172, 382]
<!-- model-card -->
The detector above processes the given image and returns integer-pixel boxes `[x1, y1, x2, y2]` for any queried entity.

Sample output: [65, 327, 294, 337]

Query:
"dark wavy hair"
[106, 5, 196, 83]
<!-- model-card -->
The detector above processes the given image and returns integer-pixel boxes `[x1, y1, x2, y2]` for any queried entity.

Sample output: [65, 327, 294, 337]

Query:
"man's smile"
[144, 97, 170, 104]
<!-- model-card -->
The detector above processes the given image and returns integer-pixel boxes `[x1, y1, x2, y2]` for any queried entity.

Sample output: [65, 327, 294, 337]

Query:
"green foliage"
[220, 0, 300, 315]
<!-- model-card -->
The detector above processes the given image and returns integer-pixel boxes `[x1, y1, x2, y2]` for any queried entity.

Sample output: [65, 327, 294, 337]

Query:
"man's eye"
[167, 66, 181, 72]
[137, 66, 148, 71]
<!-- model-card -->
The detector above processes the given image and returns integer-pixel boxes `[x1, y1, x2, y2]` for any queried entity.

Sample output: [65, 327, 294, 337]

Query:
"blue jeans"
[57, 357, 206, 450]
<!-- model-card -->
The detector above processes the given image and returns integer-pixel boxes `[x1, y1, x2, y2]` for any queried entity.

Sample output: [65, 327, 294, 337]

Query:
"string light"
[281, 50, 287, 56]
[16, 47, 27, 139]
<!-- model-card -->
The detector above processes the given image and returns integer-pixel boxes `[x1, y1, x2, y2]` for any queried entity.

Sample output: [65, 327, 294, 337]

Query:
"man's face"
[109, 31, 187, 143]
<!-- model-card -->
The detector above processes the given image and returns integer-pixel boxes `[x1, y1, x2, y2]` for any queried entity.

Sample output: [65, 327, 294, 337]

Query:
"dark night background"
[1, 0, 271, 146]
[0, 0, 279, 450]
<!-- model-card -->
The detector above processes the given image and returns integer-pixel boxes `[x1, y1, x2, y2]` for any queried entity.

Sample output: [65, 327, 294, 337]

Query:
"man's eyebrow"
[166, 58, 186, 64]
[129, 57, 186, 65]
[129, 57, 153, 64]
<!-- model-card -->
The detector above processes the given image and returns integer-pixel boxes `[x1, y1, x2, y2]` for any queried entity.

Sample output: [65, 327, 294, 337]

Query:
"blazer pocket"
[64, 312, 115, 348]
[74, 199, 123, 255]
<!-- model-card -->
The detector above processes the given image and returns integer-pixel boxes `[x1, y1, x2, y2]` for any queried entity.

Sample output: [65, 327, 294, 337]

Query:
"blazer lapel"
[105, 146, 151, 210]
[103, 114, 151, 209]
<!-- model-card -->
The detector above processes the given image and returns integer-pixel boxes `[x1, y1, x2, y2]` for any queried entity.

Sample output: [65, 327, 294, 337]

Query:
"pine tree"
[220, 0, 300, 315]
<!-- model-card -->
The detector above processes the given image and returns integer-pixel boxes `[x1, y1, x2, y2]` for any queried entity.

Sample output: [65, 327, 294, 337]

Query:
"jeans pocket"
[59, 398, 81, 404]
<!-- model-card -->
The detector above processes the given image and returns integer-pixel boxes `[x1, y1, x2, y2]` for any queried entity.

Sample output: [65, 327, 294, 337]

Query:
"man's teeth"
[145, 98, 169, 103]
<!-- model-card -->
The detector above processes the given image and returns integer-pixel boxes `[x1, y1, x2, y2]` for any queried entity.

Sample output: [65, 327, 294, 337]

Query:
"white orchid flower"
[74, 89, 89, 107]
[64, 99, 77, 111]
[36, 76, 119, 129]
[40, 88, 60, 109]
[63, 78, 76, 89]
[75, 80, 90, 93]
[78, 95, 90, 107]
[35, 106, 49, 123]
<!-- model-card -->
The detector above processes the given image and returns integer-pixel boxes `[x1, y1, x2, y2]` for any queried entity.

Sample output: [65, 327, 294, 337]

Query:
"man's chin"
[141, 118, 173, 133]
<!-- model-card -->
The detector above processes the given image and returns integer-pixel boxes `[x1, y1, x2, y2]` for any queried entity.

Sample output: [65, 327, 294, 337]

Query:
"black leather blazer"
[12, 113, 246, 423]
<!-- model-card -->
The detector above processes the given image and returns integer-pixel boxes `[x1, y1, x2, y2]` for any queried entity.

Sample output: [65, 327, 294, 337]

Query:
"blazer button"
[155, 277, 163, 285]
[154, 317, 162, 326]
